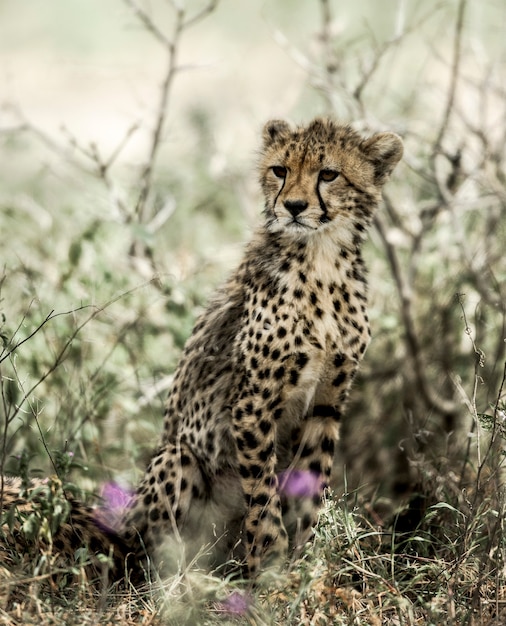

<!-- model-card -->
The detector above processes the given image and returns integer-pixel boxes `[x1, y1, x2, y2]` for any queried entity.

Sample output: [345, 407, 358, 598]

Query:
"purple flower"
[94, 482, 133, 530]
[278, 469, 321, 498]
[216, 591, 252, 616]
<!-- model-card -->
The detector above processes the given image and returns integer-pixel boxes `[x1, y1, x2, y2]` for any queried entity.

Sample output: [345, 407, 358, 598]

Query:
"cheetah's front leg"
[232, 396, 288, 576]
[281, 414, 340, 554]
[281, 367, 355, 554]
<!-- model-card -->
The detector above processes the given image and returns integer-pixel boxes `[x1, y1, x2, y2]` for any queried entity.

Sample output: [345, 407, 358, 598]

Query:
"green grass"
[1, 0, 506, 623]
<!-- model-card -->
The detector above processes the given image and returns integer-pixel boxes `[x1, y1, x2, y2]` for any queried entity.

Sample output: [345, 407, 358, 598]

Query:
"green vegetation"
[1, 0, 505, 623]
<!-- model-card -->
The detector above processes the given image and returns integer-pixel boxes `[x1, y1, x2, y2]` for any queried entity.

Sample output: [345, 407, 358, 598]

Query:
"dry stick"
[433, 0, 467, 156]
[490, 311, 506, 404]
[122, 0, 180, 225]
[0, 371, 14, 512]
[84, 122, 141, 177]
[128, 0, 220, 224]
[374, 212, 459, 418]
[3, 0, 220, 227]
[4, 109, 137, 221]
[56, 123, 139, 221]
[456, 294, 485, 485]
[0, 306, 90, 366]
[182, 0, 219, 29]
[269, 0, 348, 117]
[448, 84, 506, 392]
[135, 46, 180, 225]
[412, 0, 467, 233]
[457, 286, 506, 500]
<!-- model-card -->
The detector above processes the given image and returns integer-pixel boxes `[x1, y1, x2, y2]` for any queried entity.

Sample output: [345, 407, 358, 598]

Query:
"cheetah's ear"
[362, 132, 403, 185]
[262, 120, 291, 147]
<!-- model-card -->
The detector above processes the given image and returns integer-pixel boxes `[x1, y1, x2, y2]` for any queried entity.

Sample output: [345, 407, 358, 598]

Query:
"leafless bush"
[3, 0, 221, 281]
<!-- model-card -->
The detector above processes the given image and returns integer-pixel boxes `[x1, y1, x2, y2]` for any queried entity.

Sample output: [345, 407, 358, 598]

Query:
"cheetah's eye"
[319, 169, 339, 182]
[271, 166, 287, 179]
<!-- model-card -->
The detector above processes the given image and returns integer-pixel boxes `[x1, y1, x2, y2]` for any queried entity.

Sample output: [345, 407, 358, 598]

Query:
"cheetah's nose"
[284, 199, 308, 217]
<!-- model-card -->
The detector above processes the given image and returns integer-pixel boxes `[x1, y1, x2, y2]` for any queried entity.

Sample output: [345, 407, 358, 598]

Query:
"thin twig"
[455, 294, 485, 480]
[0, 307, 74, 365]
[130, 0, 220, 222]
[183, 0, 219, 29]
[433, 0, 467, 154]
[123, 0, 172, 46]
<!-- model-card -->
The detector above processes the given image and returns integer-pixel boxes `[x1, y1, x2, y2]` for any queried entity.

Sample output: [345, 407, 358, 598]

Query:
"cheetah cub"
[123, 117, 403, 577]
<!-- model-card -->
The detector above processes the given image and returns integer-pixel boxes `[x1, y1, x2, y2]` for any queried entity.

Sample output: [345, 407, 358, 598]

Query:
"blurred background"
[1, 0, 505, 507]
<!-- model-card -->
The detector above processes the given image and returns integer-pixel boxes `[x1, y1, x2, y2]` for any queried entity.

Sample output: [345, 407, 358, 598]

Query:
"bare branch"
[433, 0, 467, 153]
[183, 0, 219, 30]
[0, 281, 154, 366]
[130, 0, 221, 222]
[374, 212, 460, 418]
[0, 306, 59, 365]
[103, 122, 141, 171]
[123, 0, 172, 47]
[2, 107, 136, 221]
[354, 2, 448, 105]
[134, 38, 180, 222]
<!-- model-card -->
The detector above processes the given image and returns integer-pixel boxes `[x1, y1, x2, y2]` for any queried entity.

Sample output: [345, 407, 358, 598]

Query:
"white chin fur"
[267, 217, 318, 234]
[267, 214, 359, 251]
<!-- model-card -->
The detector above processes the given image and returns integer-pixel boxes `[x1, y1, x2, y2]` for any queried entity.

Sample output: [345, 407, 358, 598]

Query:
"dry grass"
[2, 484, 506, 625]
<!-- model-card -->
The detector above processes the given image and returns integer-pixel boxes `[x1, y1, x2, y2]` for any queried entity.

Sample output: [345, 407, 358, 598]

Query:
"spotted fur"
[0, 476, 131, 580]
[122, 117, 403, 576]
[2, 118, 402, 579]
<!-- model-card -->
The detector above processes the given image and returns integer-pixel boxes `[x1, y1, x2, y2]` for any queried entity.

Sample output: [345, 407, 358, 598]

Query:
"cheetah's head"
[259, 117, 403, 245]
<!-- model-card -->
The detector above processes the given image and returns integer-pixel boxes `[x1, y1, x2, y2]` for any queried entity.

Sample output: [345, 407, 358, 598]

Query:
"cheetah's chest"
[239, 257, 369, 403]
